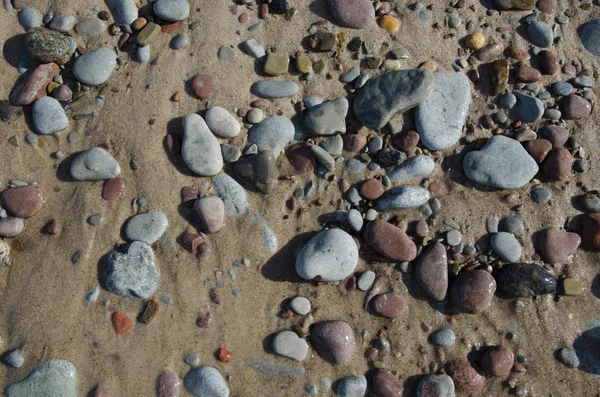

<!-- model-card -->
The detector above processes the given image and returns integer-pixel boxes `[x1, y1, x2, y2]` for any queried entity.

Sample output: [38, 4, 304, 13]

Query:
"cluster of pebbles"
[1, 0, 600, 394]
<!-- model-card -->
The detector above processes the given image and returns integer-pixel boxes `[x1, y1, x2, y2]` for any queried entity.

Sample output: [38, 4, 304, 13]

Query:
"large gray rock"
[580, 19, 600, 57]
[512, 92, 544, 123]
[124, 212, 168, 244]
[182, 113, 223, 176]
[5, 360, 77, 397]
[72, 48, 117, 86]
[296, 228, 358, 281]
[337, 375, 367, 397]
[463, 135, 538, 189]
[353, 69, 434, 129]
[70, 147, 121, 181]
[154, 0, 190, 21]
[376, 185, 431, 210]
[184, 366, 229, 397]
[416, 73, 470, 150]
[212, 173, 249, 216]
[304, 97, 348, 135]
[106, 0, 138, 25]
[32, 96, 68, 135]
[387, 155, 435, 182]
[248, 116, 294, 159]
[105, 241, 160, 299]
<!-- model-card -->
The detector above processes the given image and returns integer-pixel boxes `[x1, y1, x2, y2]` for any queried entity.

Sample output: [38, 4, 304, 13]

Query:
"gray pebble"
[528, 21, 553, 48]
[212, 173, 249, 216]
[217, 45, 236, 62]
[184, 353, 201, 366]
[431, 328, 456, 347]
[345, 158, 365, 174]
[446, 230, 462, 246]
[5, 348, 24, 368]
[290, 296, 311, 315]
[49, 15, 75, 33]
[346, 187, 361, 205]
[182, 113, 223, 176]
[18, 8, 41, 31]
[551, 82, 573, 96]
[498, 92, 517, 109]
[573, 75, 594, 88]
[221, 144, 242, 163]
[137, 45, 150, 64]
[32, 97, 68, 135]
[125, 212, 168, 244]
[273, 331, 309, 361]
[311, 145, 335, 171]
[303, 97, 323, 109]
[249, 116, 293, 159]
[105, 241, 160, 299]
[5, 360, 78, 397]
[499, 217, 524, 233]
[388, 155, 435, 182]
[25, 133, 38, 144]
[87, 214, 104, 226]
[243, 38, 265, 58]
[531, 187, 551, 203]
[154, 0, 190, 21]
[74, 17, 106, 37]
[70, 147, 120, 181]
[106, 0, 138, 25]
[368, 136, 383, 154]
[206, 106, 240, 138]
[320, 134, 343, 155]
[357, 270, 375, 291]
[73, 48, 117, 86]
[340, 65, 360, 83]
[347, 209, 363, 232]
[247, 108, 264, 124]
[557, 347, 579, 368]
[337, 375, 367, 397]
[491, 231, 521, 262]
[376, 185, 431, 210]
[252, 81, 299, 98]
[171, 33, 189, 49]
[184, 366, 229, 397]
[85, 286, 100, 302]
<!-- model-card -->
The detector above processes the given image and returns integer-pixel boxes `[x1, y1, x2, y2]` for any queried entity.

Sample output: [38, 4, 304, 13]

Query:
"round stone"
[561, 94, 591, 119]
[1, 185, 44, 218]
[498, 93, 516, 109]
[416, 243, 448, 301]
[481, 346, 514, 377]
[125, 212, 168, 244]
[450, 270, 496, 314]
[528, 21, 553, 48]
[290, 296, 311, 315]
[193, 196, 225, 234]
[431, 328, 456, 347]
[491, 232, 521, 262]
[531, 187, 551, 203]
[102, 177, 124, 200]
[499, 217, 524, 233]
[0, 217, 25, 237]
[272, 330, 309, 361]
[465, 32, 485, 50]
[191, 74, 214, 99]
[32, 96, 68, 135]
[310, 320, 355, 365]
[171, 33, 189, 49]
[247, 108, 264, 124]
[49, 15, 75, 32]
[371, 292, 407, 318]
[446, 230, 462, 246]
[551, 82, 573, 96]
[360, 178, 384, 200]
[357, 270, 376, 291]
[538, 50, 559, 75]
[416, 374, 455, 397]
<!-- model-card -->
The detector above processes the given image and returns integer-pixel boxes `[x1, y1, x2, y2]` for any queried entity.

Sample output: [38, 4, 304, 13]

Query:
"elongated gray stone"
[49, 15, 75, 32]
[32, 96, 68, 135]
[376, 185, 431, 210]
[463, 135, 538, 189]
[212, 173, 249, 216]
[205, 106, 240, 138]
[304, 97, 348, 135]
[248, 116, 294, 159]
[70, 147, 121, 180]
[252, 81, 299, 98]
[416, 73, 470, 150]
[74, 17, 106, 37]
[353, 69, 434, 129]
[388, 155, 435, 182]
[18, 8, 41, 31]
[72, 48, 117, 86]
[491, 232, 521, 262]
[125, 212, 168, 244]
[106, 0, 138, 25]
[5, 360, 77, 397]
[243, 38, 265, 58]
[105, 241, 159, 299]
[311, 145, 335, 171]
[154, 0, 190, 21]
[296, 228, 358, 281]
[182, 113, 223, 176]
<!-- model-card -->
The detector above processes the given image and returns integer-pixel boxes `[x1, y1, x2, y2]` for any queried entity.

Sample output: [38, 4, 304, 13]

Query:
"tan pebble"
[132, 17, 147, 31]
[172, 91, 182, 102]
[419, 61, 437, 72]
[465, 32, 485, 50]
[379, 15, 400, 34]
[46, 81, 60, 94]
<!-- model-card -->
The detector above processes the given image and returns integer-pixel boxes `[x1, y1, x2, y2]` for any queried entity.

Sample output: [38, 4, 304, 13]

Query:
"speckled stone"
[72, 48, 117, 86]
[450, 270, 496, 314]
[310, 320, 355, 365]
[5, 360, 78, 397]
[25, 28, 71, 65]
[296, 228, 358, 281]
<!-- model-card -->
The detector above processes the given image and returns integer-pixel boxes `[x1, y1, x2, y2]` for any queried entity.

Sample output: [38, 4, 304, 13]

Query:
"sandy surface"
[0, 0, 600, 395]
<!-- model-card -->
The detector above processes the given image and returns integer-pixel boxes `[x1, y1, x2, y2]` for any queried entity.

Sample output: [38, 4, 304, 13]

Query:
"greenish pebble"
[87, 215, 104, 225]
[248, 22, 262, 31]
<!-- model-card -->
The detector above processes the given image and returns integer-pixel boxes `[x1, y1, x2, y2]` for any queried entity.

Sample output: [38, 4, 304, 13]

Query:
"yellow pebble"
[379, 15, 400, 34]
[561, 278, 583, 296]
[419, 61, 437, 73]
[465, 33, 486, 50]
[296, 56, 311, 73]
[172, 91, 182, 102]
[46, 82, 60, 94]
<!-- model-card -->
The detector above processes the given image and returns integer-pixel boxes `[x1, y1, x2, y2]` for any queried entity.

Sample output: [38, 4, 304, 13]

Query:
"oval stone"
[124, 212, 168, 245]
[481, 346, 514, 377]
[0, 217, 25, 237]
[181, 113, 223, 176]
[193, 196, 225, 234]
[364, 219, 417, 261]
[416, 243, 448, 301]
[329, 0, 375, 29]
[310, 320, 355, 365]
[184, 366, 229, 397]
[73, 48, 117, 86]
[156, 370, 180, 397]
[416, 374, 455, 397]
[205, 106, 240, 138]
[493, 263, 557, 298]
[70, 147, 121, 181]
[25, 28, 71, 64]
[1, 186, 44, 218]
[372, 369, 403, 397]
[450, 270, 496, 314]
[561, 94, 591, 119]
[370, 293, 407, 318]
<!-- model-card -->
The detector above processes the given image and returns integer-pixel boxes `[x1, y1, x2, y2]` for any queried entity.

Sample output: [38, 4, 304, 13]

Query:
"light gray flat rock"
[376, 185, 431, 210]
[6, 360, 77, 397]
[272, 331, 309, 361]
[182, 113, 223, 176]
[32, 96, 68, 135]
[248, 116, 294, 159]
[304, 97, 348, 136]
[388, 155, 435, 182]
[72, 48, 117, 86]
[105, 241, 160, 299]
[70, 147, 120, 181]
[125, 212, 168, 244]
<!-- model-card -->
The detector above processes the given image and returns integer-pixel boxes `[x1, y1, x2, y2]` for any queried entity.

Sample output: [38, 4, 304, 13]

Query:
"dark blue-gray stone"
[528, 21, 553, 48]
[493, 263, 557, 299]
[580, 19, 600, 57]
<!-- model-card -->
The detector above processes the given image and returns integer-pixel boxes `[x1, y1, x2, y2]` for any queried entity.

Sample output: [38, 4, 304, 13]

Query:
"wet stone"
[482, 346, 514, 377]
[493, 263, 557, 299]
[416, 374, 455, 397]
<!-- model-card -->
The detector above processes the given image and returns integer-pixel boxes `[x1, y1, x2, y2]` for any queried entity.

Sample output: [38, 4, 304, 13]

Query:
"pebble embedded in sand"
[252, 81, 299, 98]
[10, 63, 60, 106]
[74, 17, 106, 37]
[328, 0, 374, 29]
[125, 212, 169, 244]
[191, 74, 214, 99]
[70, 147, 121, 181]
[304, 97, 348, 136]
[248, 116, 294, 159]
[156, 370, 181, 397]
[416, 374, 455, 397]
[416, 242, 448, 301]
[371, 369, 404, 397]
[233, 150, 278, 194]
[194, 196, 225, 234]
[450, 270, 496, 314]
[184, 366, 229, 397]
[376, 185, 431, 210]
[491, 232, 521, 262]
[272, 331, 309, 361]
[212, 173, 249, 216]
[364, 219, 417, 261]
[370, 292, 407, 318]
[388, 155, 435, 182]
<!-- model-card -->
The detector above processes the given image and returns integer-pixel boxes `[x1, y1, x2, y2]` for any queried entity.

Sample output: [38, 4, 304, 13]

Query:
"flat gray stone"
[353, 69, 434, 129]
[18, 8, 41, 31]
[463, 135, 538, 189]
[252, 81, 299, 98]
[416, 73, 470, 150]
[171, 33, 189, 49]
[272, 331, 309, 361]
[32, 96, 68, 135]
[337, 375, 367, 397]
[243, 38, 266, 58]
[154, 0, 190, 21]
[248, 116, 294, 159]
[580, 19, 600, 57]
[105, 241, 160, 299]
[137, 45, 150, 64]
[218, 45, 236, 62]
[304, 97, 348, 135]
[125, 212, 168, 244]
[491, 231, 521, 262]
[512, 92, 544, 123]
[340, 65, 360, 83]
[387, 155, 434, 182]
[106, 0, 138, 25]
[320, 134, 343, 155]
[182, 113, 223, 176]
[72, 48, 117, 86]
[311, 145, 335, 171]
[347, 208, 363, 232]
[5, 360, 77, 397]
[212, 173, 249, 216]
[528, 21, 553, 48]
[221, 144, 241, 162]
[74, 17, 106, 37]
[557, 347, 580, 368]
[431, 328, 456, 347]
[357, 270, 375, 291]
[206, 106, 240, 138]
[49, 15, 75, 32]
[184, 366, 229, 397]
[70, 147, 121, 181]
[290, 296, 311, 314]
[296, 228, 358, 281]
[5, 349, 24, 368]
[376, 185, 431, 210]
[247, 108, 264, 124]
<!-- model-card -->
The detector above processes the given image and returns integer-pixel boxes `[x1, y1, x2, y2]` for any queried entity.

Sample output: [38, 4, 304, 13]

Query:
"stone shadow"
[260, 231, 315, 282]
[3, 34, 26, 68]
[308, 0, 331, 22]
[163, 116, 197, 177]
[573, 326, 600, 376]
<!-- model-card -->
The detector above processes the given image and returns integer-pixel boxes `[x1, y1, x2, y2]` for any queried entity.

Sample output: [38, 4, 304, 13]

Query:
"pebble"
[295, 228, 358, 281]
[5, 360, 78, 397]
[538, 50, 559, 75]
[105, 241, 160, 299]
[156, 370, 180, 397]
[171, 33, 189, 49]
[1, 186, 43, 218]
[74, 17, 105, 37]
[416, 374, 455, 397]
[125, 212, 168, 244]
[431, 328, 456, 347]
[194, 196, 225, 234]
[73, 48, 117, 86]
[154, 0, 190, 21]
[310, 320, 355, 365]
[85, 286, 100, 302]
[191, 74, 214, 99]
[10, 63, 60, 106]
[582, 214, 600, 251]
[87, 214, 104, 226]
[234, 151, 277, 194]
[336, 375, 367, 397]
[528, 21, 553, 48]
[512, 92, 544, 123]
[106, 0, 138, 25]
[360, 178, 384, 200]
[247, 108, 264, 124]
[493, 263, 557, 298]
[347, 208, 363, 232]
[243, 39, 266, 58]
[573, 75, 593, 88]
[0, 217, 25, 237]
[491, 232, 521, 262]
[32, 97, 68, 135]
[137, 46, 150, 64]
[340, 65, 360, 83]
[372, 369, 404, 397]
[184, 366, 229, 397]
[446, 359, 485, 394]
[515, 65, 541, 82]
[212, 173, 249, 216]
[387, 155, 434, 182]
[357, 270, 375, 291]
[70, 147, 121, 181]
[304, 97, 348, 135]
[482, 346, 514, 377]
[5, 348, 24, 368]
[376, 185, 431, 210]
[264, 53, 289, 76]
[557, 348, 579, 368]
[531, 187, 551, 203]
[463, 135, 538, 189]
[329, 0, 374, 28]
[416, 243, 448, 301]
[218, 45, 236, 62]
[53, 85, 72, 101]
[181, 113, 223, 176]
[354, 69, 434, 129]
[272, 330, 309, 361]
[379, 15, 400, 34]
[416, 73, 470, 150]
[561, 94, 591, 119]
[222, 144, 241, 163]
[582, 195, 600, 213]
[541, 147, 572, 181]
[25, 28, 71, 64]
[320, 134, 343, 155]
[465, 32, 485, 50]
[365, 219, 417, 261]
[473, 43, 501, 62]
[184, 353, 201, 367]
[499, 217, 524, 233]
[450, 270, 496, 314]
[579, 19, 600, 57]
[18, 8, 41, 31]
[206, 106, 240, 138]
[248, 116, 294, 159]
[346, 158, 365, 174]
[290, 296, 311, 314]
[446, 230, 462, 246]
[551, 82, 573, 96]
[368, 136, 383, 154]
[252, 81, 299, 98]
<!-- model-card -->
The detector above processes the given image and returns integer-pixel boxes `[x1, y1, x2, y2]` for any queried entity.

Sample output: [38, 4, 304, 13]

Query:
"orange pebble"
[218, 347, 232, 363]
[112, 312, 133, 335]
[379, 15, 400, 34]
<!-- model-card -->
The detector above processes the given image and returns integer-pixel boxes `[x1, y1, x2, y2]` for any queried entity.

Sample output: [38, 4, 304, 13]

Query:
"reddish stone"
[160, 21, 181, 34]
[179, 231, 203, 252]
[581, 214, 600, 252]
[482, 346, 514, 377]
[98, 10, 110, 20]
[416, 243, 448, 301]
[260, 3, 268, 18]
[42, 218, 60, 235]
[339, 178, 350, 193]
[392, 130, 420, 152]
[10, 63, 60, 106]
[181, 186, 199, 206]
[561, 95, 591, 120]
[197, 242, 212, 259]
[190, 74, 214, 99]
[102, 177, 124, 200]
[218, 347, 232, 363]
[111, 312, 133, 335]
[239, 12, 249, 23]
[473, 43, 502, 62]
[537, 229, 581, 264]
[286, 143, 316, 174]
[365, 347, 378, 360]
[166, 133, 181, 155]
[360, 178, 384, 200]
[539, 125, 569, 148]
[515, 65, 541, 82]
[538, 50, 559, 75]
[91, 385, 105, 397]
[138, 299, 160, 324]
[541, 148, 572, 181]
[537, 0, 556, 13]
[414, 219, 429, 237]
[52, 85, 72, 101]
[0, 186, 44, 218]
[310, 320, 355, 365]
[209, 287, 222, 304]
[370, 293, 407, 318]
[372, 369, 404, 397]
[524, 139, 552, 163]
[196, 312, 213, 328]
[450, 270, 496, 314]
[446, 359, 485, 393]
[342, 133, 367, 152]
[562, 62, 576, 75]
[364, 219, 417, 261]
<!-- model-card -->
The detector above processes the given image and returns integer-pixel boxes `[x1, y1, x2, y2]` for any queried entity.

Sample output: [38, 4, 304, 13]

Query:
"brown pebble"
[473, 43, 502, 62]
[42, 218, 60, 235]
[9, 63, 60, 106]
[138, 299, 160, 324]
[181, 186, 199, 206]
[1, 186, 44, 218]
[562, 62, 576, 75]
[365, 219, 417, 261]
[414, 219, 429, 237]
[166, 133, 181, 155]
[250, 100, 263, 108]
[372, 369, 404, 397]
[342, 133, 367, 152]
[541, 148, 572, 181]
[365, 347, 379, 360]
[561, 94, 591, 120]
[482, 346, 514, 377]
[371, 293, 407, 318]
[179, 231, 203, 253]
[209, 287, 222, 304]
[190, 74, 214, 99]
[446, 359, 485, 394]
[344, 274, 356, 291]
[260, 3, 269, 18]
[91, 384, 105, 397]
[539, 125, 569, 148]
[339, 178, 350, 193]
[524, 139, 552, 163]
[102, 177, 124, 201]
[161, 21, 181, 34]
[360, 178, 384, 200]
[133, 17, 147, 31]
[97, 10, 110, 20]
[197, 242, 212, 259]
[239, 12, 249, 23]
[481, 114, 495, 129]
[196, 312, 212, 328]
[538, 50, 559, 75]
[515, 65, 541, 82]
[450, 270, 496, 314]
[392, 130, 420, 152]
[286, 143, 316, 174]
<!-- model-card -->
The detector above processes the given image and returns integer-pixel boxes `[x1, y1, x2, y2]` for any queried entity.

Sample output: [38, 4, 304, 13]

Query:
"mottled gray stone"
[105, 241, 159, 299]
[72, 48, 117, 86]
[182, 113, 223, 176]
[212, 173, 249, 216]
[296, 228, 358, 281]
[125, 212, 168, 244]
[248, 116, 294, 159]
[376, 185, 431, 210]
[70, 147, 121, 181]
[304, 97, 348, 135]
[32, 96, 68, 135]
[5, 360, 77, 397]
[388, 155, 435, 182]
[184, 366, 229, 397]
